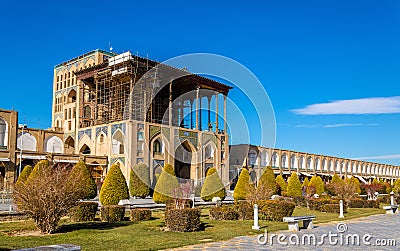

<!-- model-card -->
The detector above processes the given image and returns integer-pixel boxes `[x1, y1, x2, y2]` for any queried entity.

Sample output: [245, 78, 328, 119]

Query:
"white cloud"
[322, 123, 379, 128]
[294, 123, 379, 128]
[292, 96, 400, 115]
[354, 154, 400, 160]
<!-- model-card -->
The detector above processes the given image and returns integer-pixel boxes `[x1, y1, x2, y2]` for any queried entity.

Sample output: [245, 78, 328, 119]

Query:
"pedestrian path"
[171, 214, 399, 250]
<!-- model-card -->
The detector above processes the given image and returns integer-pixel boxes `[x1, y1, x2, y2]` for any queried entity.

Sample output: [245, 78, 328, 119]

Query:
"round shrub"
[165, 208, 201, 232]
[287, 173, 302, 197]
[69, 202, 98, 222]
[69, 161, 97, 199]
[100, 205, 126, 222]
[201, 168, 226, 202]
[209, 206, 239, 220]
[15, 165, 33, 188]
[153, 164, 180, 204]
[233, 168, 253, 201]
[99, 164, 129, 206]
[129, 163, 150, 198]
[256, 166, 277, 198]
[130, 208, 151, 222]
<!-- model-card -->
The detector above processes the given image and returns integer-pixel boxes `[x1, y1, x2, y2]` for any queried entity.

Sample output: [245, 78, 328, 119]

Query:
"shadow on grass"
[56, 221, 132, 234]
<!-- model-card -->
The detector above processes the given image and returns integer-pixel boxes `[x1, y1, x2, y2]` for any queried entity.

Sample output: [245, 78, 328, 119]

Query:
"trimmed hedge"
[69, 202, 98, 222]
[259, 200, 295, 221]
[130, 208, 151, 222]
[234, 201, 253, 220]
[165, 208, 201, 232]
[376, 195, 390, 204]
[308, 198, 341, 211]
[100, 205, 126, 222]
[209, 206, 239, 220]
[99, 164, 129, 206]
[69, 161, 97, 199]
[290, 196, 307, 207]
[165, 199, 193, 211]
[323, 204, 340, 213]
[129, 163, 150, 198]
[201, 168, 226, 202]
[348, 198, 379, 209]
[153, 164, 180, 204]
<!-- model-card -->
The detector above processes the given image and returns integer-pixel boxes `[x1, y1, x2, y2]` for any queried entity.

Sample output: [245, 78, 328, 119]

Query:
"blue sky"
[1, 0, 399, 165]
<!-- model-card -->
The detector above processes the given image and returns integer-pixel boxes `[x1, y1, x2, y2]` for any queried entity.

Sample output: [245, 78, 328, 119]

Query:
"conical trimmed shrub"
[99, 164, 129, 206]
[287, 173, 302, 197]
[309, 176, 325, 195]
[153, 164, 180, 204]
[233, 168, 253, 200]
[69, 161, 97, 199]
[276, 175, 287, 192]
[129, 163, 150, 198]
[15, 165, 33, 188]
[201, 168, 226, 202]
[256, 166, 277, 198]
[27, 160, 50, 184]
[302, 177, 310, 188]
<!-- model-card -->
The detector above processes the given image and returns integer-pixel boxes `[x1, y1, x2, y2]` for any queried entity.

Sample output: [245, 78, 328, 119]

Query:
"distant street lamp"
[18, 124, 27, 177]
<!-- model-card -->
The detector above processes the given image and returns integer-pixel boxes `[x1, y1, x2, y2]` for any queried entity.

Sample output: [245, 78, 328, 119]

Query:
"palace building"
[0, 49, 399, 191]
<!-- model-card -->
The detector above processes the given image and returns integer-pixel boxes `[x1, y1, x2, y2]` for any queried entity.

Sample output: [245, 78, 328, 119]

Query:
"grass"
[0, 207, 384, 251]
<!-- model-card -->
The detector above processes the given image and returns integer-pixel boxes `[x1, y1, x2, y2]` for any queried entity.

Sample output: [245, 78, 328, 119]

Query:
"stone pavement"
[171, 214, 400, 250]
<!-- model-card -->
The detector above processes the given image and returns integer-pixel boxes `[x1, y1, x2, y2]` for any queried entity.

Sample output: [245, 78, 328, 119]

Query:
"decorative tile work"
[111, 123, 126, 135]
[161, 127, 170, 139]
[63, 132, 75, 141]
[78, 128, 92, 141]
[96, 126, 108, 137]
[55, 86, 77, 96]
[137, 123, 144, 130]
[111, 157, 125, 165]
[149, 125, 161, 139]
[175, 129, 198, 147]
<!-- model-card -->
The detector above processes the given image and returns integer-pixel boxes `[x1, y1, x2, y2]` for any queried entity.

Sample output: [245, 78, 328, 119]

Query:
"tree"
[129, 163, 150, 198]
[347, 177, 361, 195]
[393, 179, 400, 194]
[201, 168, 226, 202]
[13, 161, 87, 234]
[302, 177, 310, 188]
[153, 164, 180, 204]
[287, 173, 302, 197]
[256, 167, 277, 199]
[15, 165, 33, 188]
[275, 175, 287, 193]
[309, 176, 324, 195]
[233, 168, 253, 200]
[99, 164, 129, 206]
[69, 161, 97, 199]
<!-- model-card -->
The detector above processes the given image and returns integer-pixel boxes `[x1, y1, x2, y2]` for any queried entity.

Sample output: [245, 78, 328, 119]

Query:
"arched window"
[272, 152, 278, 167]
[17, 132, 37, 151]
[290, 155, 297, 169]
[68, 90, 76, 103]
[112, 130, 124, 155]
[248, 149, 257, 166]
[307, 157, 313, 170]
[84, 106, 91, 118]
[153, 139, 162, 154]
[260, 151, 268, 167]
[0, 118, 8, 147]
[44, 136, 63, 153]
[99, 134, 104, 143]
[281, 154, 287, 168]
[80, 144, 91, 154]
[205, 144, 214, 159]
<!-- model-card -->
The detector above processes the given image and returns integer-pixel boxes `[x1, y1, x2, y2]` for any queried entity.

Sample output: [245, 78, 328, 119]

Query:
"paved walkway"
[171, 214, 400, 250]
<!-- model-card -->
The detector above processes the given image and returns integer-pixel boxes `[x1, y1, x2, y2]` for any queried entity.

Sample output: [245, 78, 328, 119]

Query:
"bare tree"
[13, 161, 87, 234]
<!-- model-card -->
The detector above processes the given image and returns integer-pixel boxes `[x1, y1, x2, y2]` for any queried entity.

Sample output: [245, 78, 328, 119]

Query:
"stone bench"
[283, 215, 316, 231]
[383, 205, 398, 214]
[14, 244, 81, 250]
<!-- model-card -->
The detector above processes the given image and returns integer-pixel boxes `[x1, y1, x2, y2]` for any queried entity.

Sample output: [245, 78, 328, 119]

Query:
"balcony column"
[223, 94, 227, 133]
[207, 95, 211, 130]
[169, 81, 172, 126]
[195, 86, 199, 130]
[215, 93, 219, 133]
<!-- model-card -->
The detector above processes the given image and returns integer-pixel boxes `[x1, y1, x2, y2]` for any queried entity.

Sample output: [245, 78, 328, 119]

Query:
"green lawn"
[0, 207, 384, 251]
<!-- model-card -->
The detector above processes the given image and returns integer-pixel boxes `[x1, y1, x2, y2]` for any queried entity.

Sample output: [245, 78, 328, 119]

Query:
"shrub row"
[100, 205, 126, 222]
[323, 204, 340, 213]
[258, 200, 296, 221]
[69, 202, 98, 222]
[213, 200, 295, 222]
[165, 208, 201, 232]
[289, 196, 307, 207]
[308, 199, 340, 211]
[130, 208, 151, 222]
[209, 206, 239, 220]
[347, 199, 379, 209]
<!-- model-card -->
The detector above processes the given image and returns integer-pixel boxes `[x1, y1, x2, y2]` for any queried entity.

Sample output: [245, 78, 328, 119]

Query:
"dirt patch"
[6, 230, 46, 236]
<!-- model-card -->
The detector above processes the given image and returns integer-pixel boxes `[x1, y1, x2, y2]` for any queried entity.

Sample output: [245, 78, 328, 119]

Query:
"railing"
[0, 192, 13, 204]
